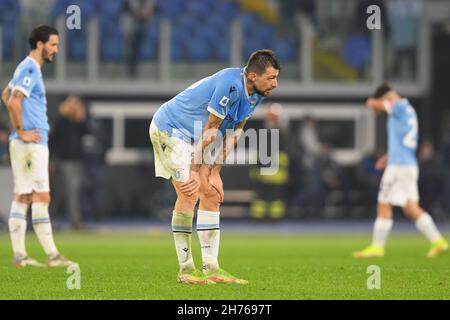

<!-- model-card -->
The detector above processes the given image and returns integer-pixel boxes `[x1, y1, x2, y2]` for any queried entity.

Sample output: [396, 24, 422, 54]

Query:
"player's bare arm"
[178, 113, 223, 196]
[366, 98, 390, 113]
[1, 86, 11, 106]
[191, 113, 224, 171]
[217, 119, 247, 167]
[6, 90, 40, 143]
[375, 153, 388, 171]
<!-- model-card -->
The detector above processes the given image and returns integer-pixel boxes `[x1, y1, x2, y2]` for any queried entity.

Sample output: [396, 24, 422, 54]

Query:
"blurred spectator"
[289, 116, 348, 217]
[0, 104, 10, 164]
[49, 96, 89, 229]
[439, 117, 450, 215]
[277, 0, 316, 35]
[387, 0, 422, 80]
[79, 113, 108, 221]
[418, 139, 443, 211]
[250, 103, 290, 220]
[0, 129, 8, 163]
[122, 0, 157, 78]
[355, 148, 385, 205]
[290, 116, 325, 216]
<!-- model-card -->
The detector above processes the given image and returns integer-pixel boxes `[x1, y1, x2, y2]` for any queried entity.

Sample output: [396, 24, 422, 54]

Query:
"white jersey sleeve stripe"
[384, 100, 392, 113]
[12, 85, 30, 98]
[207, 106, 226, 119]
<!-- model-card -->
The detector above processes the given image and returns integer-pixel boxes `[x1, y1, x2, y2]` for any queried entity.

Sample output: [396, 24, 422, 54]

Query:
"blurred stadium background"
[1, 0, 450, 229]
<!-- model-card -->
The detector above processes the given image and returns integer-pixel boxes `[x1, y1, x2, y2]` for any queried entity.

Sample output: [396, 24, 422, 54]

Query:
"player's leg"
[150, 122, 213, 284]
[401, 166, 448, 257]
[28, 143, 76, 267]
[354, 166, 397, 258]
[171, 179, 198, 273]
[171, 180, 214, 284]
[9, 194, 31, 258]
[353, 203, 392, 258]
[197, 165, 221, 273]
[8, 140, 44, 267]
[402, 201, 448, 257]
[197, 166, 248, 284]
[9, 194, 45, 267]
[30, 191, 77, 267]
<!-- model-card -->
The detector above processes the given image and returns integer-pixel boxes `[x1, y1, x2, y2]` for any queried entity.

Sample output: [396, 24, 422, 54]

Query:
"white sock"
[8, 201, 29, 257]
[415, 212, 442, 243]
[372, 217, 393, 247]
[31, 203, 59, 257]
[197, 210, 220, 274]
[172, 211, 195, 273]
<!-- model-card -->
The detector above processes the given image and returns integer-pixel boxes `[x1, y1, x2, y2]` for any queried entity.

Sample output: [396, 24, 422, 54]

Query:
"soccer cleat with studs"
[353, 245, 385, 258]
[13, 255, 46, 268]
[206, 268, 249, 284]
[177, 269, 216, 285]
[47, 254, 78, 267]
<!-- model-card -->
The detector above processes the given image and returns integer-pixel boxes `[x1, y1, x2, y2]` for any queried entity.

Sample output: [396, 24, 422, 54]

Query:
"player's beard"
[42, 48, 54, 63]
[253, 85, 269, 96]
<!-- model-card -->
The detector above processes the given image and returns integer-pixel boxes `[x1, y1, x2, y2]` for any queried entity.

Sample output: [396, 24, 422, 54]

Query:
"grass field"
[0, 230, 449, 300]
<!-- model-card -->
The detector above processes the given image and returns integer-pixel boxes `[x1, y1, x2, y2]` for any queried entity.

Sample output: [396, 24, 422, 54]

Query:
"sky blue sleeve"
[9, 65, 38, 97]
[391, 100, 407, 118]
[207, 80, 238, 119]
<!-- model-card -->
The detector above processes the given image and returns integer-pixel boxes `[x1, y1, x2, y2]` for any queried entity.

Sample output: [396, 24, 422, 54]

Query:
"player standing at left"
[1, 25, 77, 267]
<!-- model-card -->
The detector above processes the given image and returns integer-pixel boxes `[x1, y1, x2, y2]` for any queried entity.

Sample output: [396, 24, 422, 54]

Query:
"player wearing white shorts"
[150, 50, 280, 284]
[354, 83, 448, 258]
[1, 26, 76, 267]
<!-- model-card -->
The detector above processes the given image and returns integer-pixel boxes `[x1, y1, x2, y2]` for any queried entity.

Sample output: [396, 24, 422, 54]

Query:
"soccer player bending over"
[354, 83, 448, 258]
[150, 50, 280, 284]
[1, 26, 77, 267]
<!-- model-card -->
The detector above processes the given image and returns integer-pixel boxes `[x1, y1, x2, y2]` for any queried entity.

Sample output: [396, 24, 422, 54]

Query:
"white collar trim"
[243, 67, 251, 98]
[26, 56, 41, 70]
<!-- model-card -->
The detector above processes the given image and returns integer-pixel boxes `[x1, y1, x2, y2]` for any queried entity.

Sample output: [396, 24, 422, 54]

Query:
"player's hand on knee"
[180, 171, 200, 196]
[199, 165, 213, 194]
[209, 168, 224, 202]
[18, 129, 40, 143]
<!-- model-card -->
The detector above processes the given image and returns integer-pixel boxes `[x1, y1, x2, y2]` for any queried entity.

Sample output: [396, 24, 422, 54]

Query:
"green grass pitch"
[0, 231, 449, 299]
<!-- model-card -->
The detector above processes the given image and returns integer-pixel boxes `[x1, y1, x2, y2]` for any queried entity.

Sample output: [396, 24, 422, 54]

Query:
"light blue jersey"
[8, 56, 49, 145]
[386, 98, 418, 165]
[153, 68, 265, 143]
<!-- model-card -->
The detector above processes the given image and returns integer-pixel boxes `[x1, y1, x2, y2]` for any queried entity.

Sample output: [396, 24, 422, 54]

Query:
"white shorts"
[9, 139, 50, 194]
[149, 122, 193, 183]
[378, 165, 419, 207]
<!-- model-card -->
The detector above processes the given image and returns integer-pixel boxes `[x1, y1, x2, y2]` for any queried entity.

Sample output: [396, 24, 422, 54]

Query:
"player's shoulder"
[213, 68, 243, 94]
[393, 98, 414, 113]
[14, 57, 39, 77]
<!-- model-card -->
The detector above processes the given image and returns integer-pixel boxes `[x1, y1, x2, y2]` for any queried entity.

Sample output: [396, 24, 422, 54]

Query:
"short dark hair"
[28, 25, 59, 50]
[246, 49, 280, 75]
[373, 82, 393, 98]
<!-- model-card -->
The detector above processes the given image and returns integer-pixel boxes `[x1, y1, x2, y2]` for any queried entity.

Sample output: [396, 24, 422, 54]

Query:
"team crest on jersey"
[219, 96, 230, 107]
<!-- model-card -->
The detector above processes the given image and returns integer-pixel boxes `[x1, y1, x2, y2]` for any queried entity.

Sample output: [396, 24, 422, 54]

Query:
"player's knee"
[199, 187, 222, 212]
[176, 192, 199, 211]
[402, 202, 422, 219]
[32, 192, 51, 204]
[15, 194, 32, 205]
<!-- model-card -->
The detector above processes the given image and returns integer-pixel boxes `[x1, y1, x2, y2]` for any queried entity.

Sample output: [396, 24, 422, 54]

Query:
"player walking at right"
[354, 83, 448, 258]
